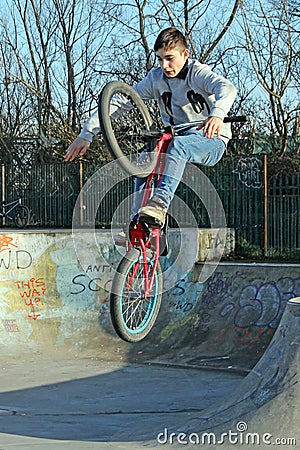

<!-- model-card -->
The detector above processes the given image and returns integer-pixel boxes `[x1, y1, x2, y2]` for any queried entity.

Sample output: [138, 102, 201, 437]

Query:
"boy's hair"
[154, 27, 188, 52]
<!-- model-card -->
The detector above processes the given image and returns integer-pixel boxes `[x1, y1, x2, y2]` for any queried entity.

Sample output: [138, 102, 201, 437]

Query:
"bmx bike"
[98, 80, 246, 342]
[0, 198, 30, 228]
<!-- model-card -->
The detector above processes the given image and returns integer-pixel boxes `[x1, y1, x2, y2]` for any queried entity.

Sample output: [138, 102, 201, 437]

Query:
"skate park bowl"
[0, 229, 299, 449]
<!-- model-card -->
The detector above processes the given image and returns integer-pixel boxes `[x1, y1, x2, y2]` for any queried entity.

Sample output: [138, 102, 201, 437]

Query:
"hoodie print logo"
[161, 91, 174, 125]
[187, 90, 210, 114]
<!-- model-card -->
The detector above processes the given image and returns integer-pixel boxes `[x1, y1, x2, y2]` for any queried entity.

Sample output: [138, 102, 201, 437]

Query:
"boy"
[65, 27, 237, 229]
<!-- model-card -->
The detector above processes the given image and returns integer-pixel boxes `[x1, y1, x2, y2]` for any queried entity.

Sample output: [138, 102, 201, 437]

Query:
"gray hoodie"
[79, 59, 237, 144]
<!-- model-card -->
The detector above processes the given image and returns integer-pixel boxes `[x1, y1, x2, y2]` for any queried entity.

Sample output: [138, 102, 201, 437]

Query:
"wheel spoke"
[121, 258, 157, 331]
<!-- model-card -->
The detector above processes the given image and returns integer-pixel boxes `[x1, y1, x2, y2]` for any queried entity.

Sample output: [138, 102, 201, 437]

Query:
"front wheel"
[13, 205, 29, 228]
[110, 248, 162, 342]
[98, 80, 157, 177]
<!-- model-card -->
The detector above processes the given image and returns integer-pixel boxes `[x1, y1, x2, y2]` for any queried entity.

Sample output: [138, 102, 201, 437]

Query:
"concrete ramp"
[0, 230, 299, 449]
[171, 296, 300, 448]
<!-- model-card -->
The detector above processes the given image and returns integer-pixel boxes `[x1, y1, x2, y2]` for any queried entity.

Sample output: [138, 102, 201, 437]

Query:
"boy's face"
[156, 45, 189, 78]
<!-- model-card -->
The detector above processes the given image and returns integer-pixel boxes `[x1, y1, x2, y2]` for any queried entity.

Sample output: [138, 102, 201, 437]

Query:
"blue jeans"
[131, 129, 226, 218]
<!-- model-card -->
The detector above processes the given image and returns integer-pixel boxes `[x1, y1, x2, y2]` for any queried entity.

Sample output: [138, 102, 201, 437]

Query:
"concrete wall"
[0, 230, 299, 369]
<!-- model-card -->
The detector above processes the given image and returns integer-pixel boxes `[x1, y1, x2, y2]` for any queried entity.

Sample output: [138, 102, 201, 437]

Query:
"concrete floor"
[0, 230, 299, 449]
[0, 357, 243, 449]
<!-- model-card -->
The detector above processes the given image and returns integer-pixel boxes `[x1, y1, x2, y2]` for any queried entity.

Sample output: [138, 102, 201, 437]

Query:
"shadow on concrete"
[0, 298, 299, 448]
[0, 359, 243, 442]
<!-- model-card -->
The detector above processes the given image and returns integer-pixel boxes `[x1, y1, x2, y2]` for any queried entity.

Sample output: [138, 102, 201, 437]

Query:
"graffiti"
[168, 270, 299, 343]
[226, 276, 300, 330]
[49, 178, 75, 200]
[172, 279, 186, 296]
[205, 232, 226, 251]
[190, 272, 300, 343]
[0, 235, 32, 269]
[2, 319, 20, 333]
[194, 229, 235, 263]
[0, 234, 18, 253]
[169, 278, 203, 316]
[85, 264, 112, 274]
[199, 272, 228, 312]
[171, 299, 194, 313]
[233, 157, 263, 188]
[70, 264, 113, 320]
[190, 308, 211, 332]
[15, 277, 46, 320]
[71, 264, 113, 295]
[217, 326, 274, 350]
[71, 274, 103, 294]
[71, 274, 112, 294]
[233, 283, 281, 328]
[254, 339, 283, 377]
[276, 276, 300, 303]
[0, 250, 32, 270]
[0, 228, 298, 360]
[207, 273, 227, 296]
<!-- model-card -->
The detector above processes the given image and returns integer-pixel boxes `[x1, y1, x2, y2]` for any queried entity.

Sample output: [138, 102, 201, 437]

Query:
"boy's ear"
[184, 48, 190, 58]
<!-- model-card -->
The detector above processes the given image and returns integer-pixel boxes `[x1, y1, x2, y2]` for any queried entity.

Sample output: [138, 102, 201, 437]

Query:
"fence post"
[263, 154, 268, 256]
[1, 165, 5, 226]
[1, 165, 4, 203]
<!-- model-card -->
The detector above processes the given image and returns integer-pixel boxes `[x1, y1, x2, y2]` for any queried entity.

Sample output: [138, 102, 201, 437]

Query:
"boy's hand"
[202, 116, 223, 139]
[64, 137, 91, 162]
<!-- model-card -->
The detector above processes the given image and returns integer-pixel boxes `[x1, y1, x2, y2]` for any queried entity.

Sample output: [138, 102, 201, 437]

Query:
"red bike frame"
[126, 131, 173, 297]
[117, 116, 247, 299]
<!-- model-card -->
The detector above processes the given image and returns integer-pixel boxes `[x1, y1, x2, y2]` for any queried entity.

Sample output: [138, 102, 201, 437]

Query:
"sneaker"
[138, 196, 167, 228]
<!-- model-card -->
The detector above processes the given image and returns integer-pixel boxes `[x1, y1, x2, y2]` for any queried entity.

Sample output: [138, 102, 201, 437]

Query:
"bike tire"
[13, 205, 29, 228]
[110, 248, 162, 342]
[98, 81, 157, 177]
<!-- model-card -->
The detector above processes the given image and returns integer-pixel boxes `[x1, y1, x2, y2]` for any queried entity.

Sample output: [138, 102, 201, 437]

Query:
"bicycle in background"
[0, 198, 30, 228]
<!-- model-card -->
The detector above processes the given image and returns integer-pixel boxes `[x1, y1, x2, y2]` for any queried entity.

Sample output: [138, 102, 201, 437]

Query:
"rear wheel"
[13, 205, 29, 228]
[110, 248, 162, 342]
[98, 81, 157, 177]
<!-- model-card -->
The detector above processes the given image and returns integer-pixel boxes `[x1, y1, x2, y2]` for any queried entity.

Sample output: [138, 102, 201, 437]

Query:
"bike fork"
[139, 228, 160, 297]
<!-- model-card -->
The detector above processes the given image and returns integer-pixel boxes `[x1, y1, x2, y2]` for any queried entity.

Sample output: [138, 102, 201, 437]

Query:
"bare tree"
[89, 0, 244, 130]
[1, 0, 297, 162]
[90, 1, 242, 78]
[240, 0, 299, 156]
[0, 0, 113, 163]
[154, 0, 242, 62]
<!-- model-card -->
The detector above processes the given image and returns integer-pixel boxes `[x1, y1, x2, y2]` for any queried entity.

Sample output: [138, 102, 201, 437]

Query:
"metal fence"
[1, 156, 299, 259]
[268, 172, 300, 254]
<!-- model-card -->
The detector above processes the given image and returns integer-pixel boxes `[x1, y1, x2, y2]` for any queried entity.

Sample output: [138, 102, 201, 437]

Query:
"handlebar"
[173, 116, 247, 134]
[223, 115, 248, 123]
[140, 116, 247, 138]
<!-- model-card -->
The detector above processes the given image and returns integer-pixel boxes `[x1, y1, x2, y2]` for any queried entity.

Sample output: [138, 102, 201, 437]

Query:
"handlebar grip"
[224, 115, 248, 123]
[139, 129, 163, 138]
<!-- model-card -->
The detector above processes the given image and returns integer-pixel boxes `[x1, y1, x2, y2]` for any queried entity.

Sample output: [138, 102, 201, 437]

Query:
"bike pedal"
[129, 221, 150, 247]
